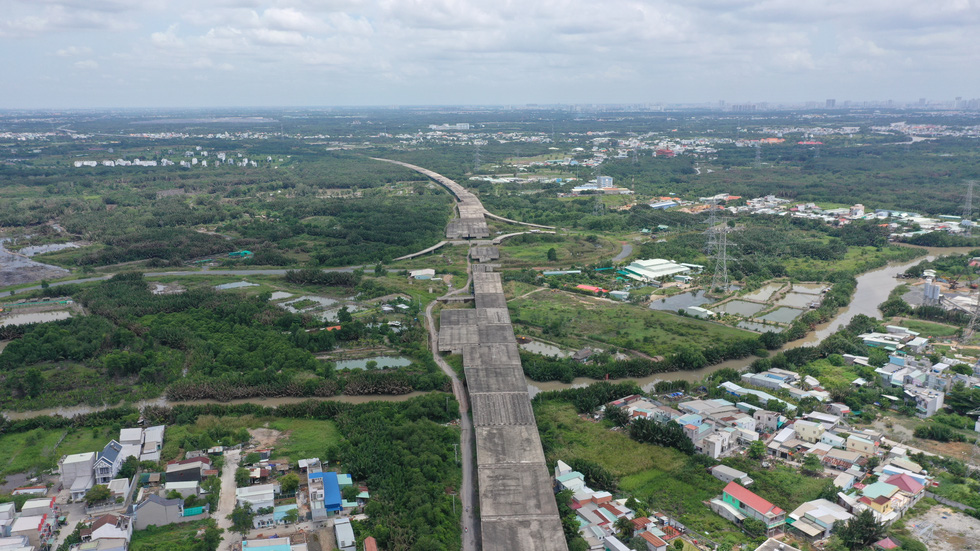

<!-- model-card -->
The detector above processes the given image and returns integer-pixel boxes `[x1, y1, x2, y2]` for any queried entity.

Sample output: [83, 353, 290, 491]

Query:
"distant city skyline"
[2, 0, 978, 109]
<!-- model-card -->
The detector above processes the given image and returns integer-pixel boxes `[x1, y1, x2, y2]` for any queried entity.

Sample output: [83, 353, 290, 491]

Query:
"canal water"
[526, 245, 978, 396]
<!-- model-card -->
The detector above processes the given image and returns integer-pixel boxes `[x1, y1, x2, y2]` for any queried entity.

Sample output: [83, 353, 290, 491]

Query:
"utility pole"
[963, 180, 975, 237]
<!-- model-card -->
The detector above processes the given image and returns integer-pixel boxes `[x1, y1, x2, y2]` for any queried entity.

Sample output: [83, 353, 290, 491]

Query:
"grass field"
[781, 245, 922, 275]
[893, 318, 962, 338]
[0, 425, 110, 476]
[130, 519, 216, 551]
[268, 418, 343, 462]
[510, 289, 756, 356]
[499, 235, 621, 268]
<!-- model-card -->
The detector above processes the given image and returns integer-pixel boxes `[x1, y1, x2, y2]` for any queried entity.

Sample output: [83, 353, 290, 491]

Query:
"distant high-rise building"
[597, 176, 613, 188]
[826, 99, 836, 108]
[918, 97, 926, 106]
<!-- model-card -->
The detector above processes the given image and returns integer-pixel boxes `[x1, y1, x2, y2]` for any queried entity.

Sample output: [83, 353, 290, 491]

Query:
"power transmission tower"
[710, 220, 730, 295]
[473, 141, 482, 173]
[593, 195, 605, 216]
[964, 180, 975, 236]
[754, 143, 762, 169]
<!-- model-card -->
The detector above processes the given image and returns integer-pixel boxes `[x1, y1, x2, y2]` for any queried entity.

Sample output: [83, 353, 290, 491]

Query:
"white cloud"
[56, 45, 92, 56]
[74, 59, 99, 69]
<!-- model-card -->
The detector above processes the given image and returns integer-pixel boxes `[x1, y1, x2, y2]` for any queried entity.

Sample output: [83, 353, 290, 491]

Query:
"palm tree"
[614, 516, 633, 540]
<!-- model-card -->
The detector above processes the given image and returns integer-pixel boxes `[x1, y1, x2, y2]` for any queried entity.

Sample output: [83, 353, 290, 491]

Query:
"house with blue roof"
[95, 440, 124, 485]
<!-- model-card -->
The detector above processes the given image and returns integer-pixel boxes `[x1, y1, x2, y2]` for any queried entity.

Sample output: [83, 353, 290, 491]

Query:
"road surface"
[425, 252, 479, 551]
[612, 243, 633, 263]
[217, 448, 241, 551]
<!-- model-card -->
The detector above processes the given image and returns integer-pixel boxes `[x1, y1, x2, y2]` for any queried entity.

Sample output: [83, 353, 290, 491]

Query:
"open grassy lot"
[0, 425, 110, 476]
[510, 289, 756, 356]
[893, 318, 962, 338]
[268, 418, 343, 462]
[780, 245, 921, 275]
[499, 234, 621, 268]
[130, 519, 217, 551]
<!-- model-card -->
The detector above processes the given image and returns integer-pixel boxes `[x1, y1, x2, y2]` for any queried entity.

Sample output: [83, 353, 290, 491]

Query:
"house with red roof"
[714, 482, 786, 536]
[639, 531, 667, 551]
[885, 473, 925, 503]
[873, 536, 901, 550]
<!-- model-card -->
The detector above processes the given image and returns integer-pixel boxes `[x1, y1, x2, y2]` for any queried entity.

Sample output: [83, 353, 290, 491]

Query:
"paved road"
[612, 243, 633, 263]
[425, 252, 478, 551]
[6, 266, 368, 296]
[217, 448, 241, 551]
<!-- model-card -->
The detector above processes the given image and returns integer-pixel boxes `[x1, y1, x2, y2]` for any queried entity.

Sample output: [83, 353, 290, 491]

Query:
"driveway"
[217, 449, 241, 551]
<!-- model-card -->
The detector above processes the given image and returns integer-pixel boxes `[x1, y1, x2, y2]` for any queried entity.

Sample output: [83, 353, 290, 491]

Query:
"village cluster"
[557, 324, 977, 551]
[0, 423, 376, 551]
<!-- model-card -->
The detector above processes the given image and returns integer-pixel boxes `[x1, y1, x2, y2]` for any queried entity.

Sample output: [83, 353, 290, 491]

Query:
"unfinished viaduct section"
[373, 157, 565, 550]
[371, 158, 554, 239]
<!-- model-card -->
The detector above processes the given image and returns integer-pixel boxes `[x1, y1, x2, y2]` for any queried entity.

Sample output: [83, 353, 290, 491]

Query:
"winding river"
[524, 245, 978, 396]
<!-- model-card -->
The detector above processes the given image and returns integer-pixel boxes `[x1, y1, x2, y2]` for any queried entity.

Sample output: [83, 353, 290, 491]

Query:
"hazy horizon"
[3, 0, 979, 109]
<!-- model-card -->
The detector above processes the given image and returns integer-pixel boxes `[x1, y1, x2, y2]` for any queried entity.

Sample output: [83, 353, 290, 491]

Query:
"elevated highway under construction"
[373, 156, 565, 550]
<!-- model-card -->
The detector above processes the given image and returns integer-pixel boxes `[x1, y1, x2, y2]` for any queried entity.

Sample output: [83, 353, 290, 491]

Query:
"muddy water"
[527, 245, 976, 396]
[0, 311, 73, 327]
[1, 392, 431, 421]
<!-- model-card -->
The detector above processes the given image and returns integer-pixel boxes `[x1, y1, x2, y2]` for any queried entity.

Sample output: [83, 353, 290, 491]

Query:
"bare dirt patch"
[248, 427, 283, 448]
[915, 505, 980, 551]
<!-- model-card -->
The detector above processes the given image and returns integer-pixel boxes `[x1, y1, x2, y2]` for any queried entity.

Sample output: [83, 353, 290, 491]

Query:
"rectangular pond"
[777, 292, 819, 308]
[713, 300, 765, 316]
[742, 283, 785, 302]
[334, 356, 412, 370]
[648, 290, 712, 311]
[519, 340, 570, 358]
[759, 307, 804, 324]
[791, 283, 828, 295]
[0, 311, 73, 327]
[737, 321, 784, 333]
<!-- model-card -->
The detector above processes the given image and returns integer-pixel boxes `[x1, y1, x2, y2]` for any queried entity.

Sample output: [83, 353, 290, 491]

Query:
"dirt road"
[217, 448, 241, 551]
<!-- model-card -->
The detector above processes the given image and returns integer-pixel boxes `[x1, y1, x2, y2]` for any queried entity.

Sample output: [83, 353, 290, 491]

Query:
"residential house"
[10, 515, 54, 548]
[242, 537, 292, 551]
[0, 536, 31, 551]
[0, 502, 15, 537]
[165, 459, 209, 483]
[75, 538, 128, 551]
[793, 420, 825, 443]
[94, 441, 126, 486]
[712, 482, 785, 536]
[754, 539, 802, 551]
[107, 478, 130, 501]
[885, 474, 925, 508]
[820, 432, 846, 449]
[132, 494, 185, 530]
[603, 536, 631, 551]
[21, 497, 56, 517]
[335, 518, 356, 551]
[822, 449, 864, 470]
[61, 452, 97, 502]
[833, 473, 856, 491]
[639, 532, 667, 551]
[846, 435, 878, 457]
[709, 465, 753, 486]
[753, 410, 781, 433]
[828, 403, 852, 416]
[903, 387, 944, 417]
[82, 514, 133, 543]
[163, 481, 199, 499]
[787, 499, 853, 541]
[235, 484, 276, 511]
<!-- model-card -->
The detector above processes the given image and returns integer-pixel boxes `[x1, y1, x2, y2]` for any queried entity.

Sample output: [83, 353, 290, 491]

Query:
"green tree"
[614, 516, 633, 540]
[834, 509, 886, 550]
[604, 406, 630, 427]
[342, 485, 360, 502]
[802, 453, 823, 475]
[243, 452, 260, 465]
[338, 306, 353, 324]
[547, 248, 558, 261]
[229, 502, 255, 537]
[748, 440, 767, 460]
[742, 518, 767, 538]
[116, 456, 140, 480]
[282, 508, 299, 525]
[235, 467, 250, 488]
[85, 485, 111, 506]
[868, 348, 890, 368]
[374, 262, 385, 277]
[673, 539, 684, 551]
[280, 473, 300, 494]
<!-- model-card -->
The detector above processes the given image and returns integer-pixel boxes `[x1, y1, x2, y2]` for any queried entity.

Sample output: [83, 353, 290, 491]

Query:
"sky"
[1, 0, 978, 109]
